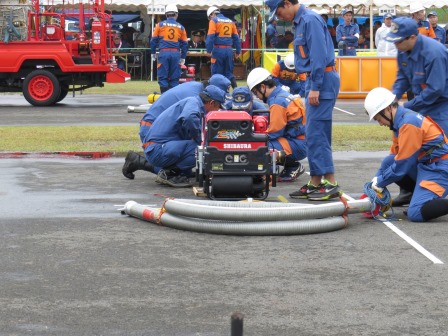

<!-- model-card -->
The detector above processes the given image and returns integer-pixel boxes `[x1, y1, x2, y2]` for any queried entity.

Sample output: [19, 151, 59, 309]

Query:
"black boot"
[391, 175, 415, 207]
[230, 77, 238, 89]
[421, 199, 448, 221]
[122, 151, 154, 180]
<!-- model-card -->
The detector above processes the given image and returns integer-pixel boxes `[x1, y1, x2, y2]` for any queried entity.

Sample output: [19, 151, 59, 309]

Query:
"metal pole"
[230, 312, 243, 336]
[150, 0, 155, 81]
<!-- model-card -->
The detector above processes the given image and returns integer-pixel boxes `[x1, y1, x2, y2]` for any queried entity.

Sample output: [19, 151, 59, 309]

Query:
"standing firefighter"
[150, 4, 188, 93]
[365, 87, 448, 222]
[206, 6, 241, 89]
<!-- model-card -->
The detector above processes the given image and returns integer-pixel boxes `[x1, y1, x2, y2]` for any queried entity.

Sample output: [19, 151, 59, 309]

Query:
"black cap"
[192, 30, 201, 36]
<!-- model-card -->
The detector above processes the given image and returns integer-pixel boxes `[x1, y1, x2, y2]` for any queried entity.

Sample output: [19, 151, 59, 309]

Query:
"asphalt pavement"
[0, 94, 447, 336]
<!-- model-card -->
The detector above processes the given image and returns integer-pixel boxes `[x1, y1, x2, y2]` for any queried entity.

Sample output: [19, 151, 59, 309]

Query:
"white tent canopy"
[301, 0, 448, 9]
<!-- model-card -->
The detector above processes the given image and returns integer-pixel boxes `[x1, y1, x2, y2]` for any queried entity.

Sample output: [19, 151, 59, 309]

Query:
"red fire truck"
[0, 0, 130, 106]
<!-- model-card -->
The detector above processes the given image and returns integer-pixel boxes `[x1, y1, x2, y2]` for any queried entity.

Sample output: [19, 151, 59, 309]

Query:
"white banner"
[147, 5, 165, 15]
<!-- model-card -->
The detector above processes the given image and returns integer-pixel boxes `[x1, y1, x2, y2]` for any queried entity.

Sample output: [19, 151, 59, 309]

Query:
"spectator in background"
[361, 18, 371, 48]
[112, 34, 132, 71]
[375, 13, 397, 56]
[322, 14, 337, 50]
[373, 21, 382, 36]
[186, 30, 206, 75]
[276, 30, 294, 49]
[357, 33, 369, 49]
[121, 26, 136, 48]
[427, 11, 446, 44]
[266, 16, 279, 48]
[330, 18, 339, 48]
[336, 9, 359, 56]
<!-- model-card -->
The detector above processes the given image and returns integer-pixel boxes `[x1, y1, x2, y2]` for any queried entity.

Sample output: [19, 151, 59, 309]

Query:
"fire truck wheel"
[23, 70, 61, 106]
[57, 85, 69, 103]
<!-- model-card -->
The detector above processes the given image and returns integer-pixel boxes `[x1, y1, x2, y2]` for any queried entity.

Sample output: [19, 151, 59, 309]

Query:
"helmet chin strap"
[379, 108, 394, 130]
[259, 86, 268, 103]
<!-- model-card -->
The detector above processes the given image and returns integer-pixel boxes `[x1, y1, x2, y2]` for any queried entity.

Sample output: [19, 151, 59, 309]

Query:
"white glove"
[281, 85, 290, 93]
[151, 54, 156, 62]
[179, 58, 185, 65]
[371, 176, 383, 193]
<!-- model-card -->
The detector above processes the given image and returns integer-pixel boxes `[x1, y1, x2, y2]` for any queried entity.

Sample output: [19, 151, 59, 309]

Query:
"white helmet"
[207, 6, 219, 18]
[165, 4, 178, 14]
[364, 87, 396, 121]
[409, 3, 425, 14]
[247, 67, 272, 91]
[284, 54, 295, 70]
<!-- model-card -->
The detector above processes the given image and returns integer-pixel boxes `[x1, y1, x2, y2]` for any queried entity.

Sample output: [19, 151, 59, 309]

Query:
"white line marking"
[379, 218, 444, 264]
[334, 106, 356, 115]
[343, 193, 443, 264]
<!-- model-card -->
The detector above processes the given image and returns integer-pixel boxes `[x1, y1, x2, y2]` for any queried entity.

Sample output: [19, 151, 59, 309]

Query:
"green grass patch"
[0, 124, 391, 153]
[83, 79, 249, 95]
[332, 124, 391, 151]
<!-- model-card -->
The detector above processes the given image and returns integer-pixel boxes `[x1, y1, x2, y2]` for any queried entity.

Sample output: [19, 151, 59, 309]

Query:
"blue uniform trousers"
[157, 51, 181, 90]
[144, 140, 197, 176]
[211, 47, 235, 82]
[378, 155, 448, 222]
[269, 139, 307, 162]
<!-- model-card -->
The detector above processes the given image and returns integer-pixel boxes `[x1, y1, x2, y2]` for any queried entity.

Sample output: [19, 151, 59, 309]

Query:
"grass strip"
[0, 124, 391, 153]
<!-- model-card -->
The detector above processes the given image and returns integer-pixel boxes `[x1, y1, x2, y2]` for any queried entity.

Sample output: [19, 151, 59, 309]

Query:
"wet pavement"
[0, 94, 447, 335]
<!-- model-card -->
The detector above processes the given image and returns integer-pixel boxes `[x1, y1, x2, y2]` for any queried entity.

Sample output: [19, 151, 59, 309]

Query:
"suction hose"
[163, 198, 370, 222]
[123, 198, 372, 236]
[127, 104, 151, 113]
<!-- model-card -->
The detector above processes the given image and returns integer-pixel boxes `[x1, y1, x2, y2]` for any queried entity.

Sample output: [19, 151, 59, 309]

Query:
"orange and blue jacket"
[206, 14, 241, 54]
[266, 86, 306, 155]
[271, 61, 306, 87]
[150, 18, 188, 58]
[376, 105, 448, 187]
[417, 20, 436, 39]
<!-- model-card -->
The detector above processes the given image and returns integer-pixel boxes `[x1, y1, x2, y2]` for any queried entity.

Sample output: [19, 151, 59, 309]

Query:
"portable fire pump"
[196, 110, 278, 200]
[0, 0, 129, 106]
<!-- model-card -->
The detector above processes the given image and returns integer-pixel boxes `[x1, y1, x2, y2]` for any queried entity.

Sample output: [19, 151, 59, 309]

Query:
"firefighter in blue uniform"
[387, 17, 448, 134]
[427, 11, 446, 44]
[271, 53, 305, 96]
[383, 17, 448, 206]
[266, 0, 342, 200]
[150, 4, 188, 93]
[336, 9, 360, 56]
[124, 86, 225, 188]
[365, 87, 448, 222]
[206, 6, 241, 89]
[122, 74, 230, 180]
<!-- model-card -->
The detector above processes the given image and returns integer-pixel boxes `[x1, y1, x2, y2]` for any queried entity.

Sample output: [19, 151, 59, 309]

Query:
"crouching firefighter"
[364, 87, 448, 222]
[122, 85, 226, 187]
[247, 67, 307, 182]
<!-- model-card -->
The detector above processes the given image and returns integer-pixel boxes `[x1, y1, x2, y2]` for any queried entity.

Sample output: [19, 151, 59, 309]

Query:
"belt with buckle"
[160, 48, 179, 52]
[301, 65, 336, 77]
[213, 45, 231, 48]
